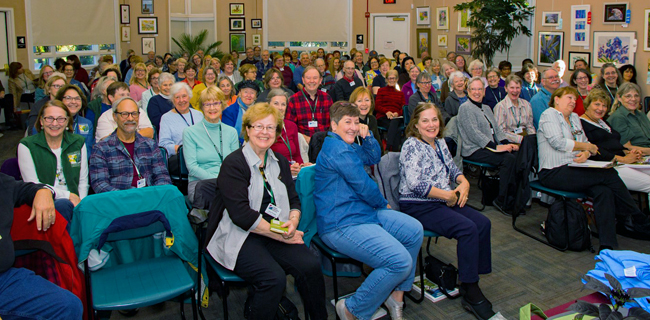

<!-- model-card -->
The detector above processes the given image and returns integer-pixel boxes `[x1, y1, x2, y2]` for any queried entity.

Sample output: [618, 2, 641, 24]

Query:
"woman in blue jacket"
[314, 101, 423, 320]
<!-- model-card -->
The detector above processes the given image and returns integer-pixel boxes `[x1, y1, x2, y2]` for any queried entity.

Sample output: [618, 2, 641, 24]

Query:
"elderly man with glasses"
[530, 68, 561, 129]
[90, 96, 170, 193]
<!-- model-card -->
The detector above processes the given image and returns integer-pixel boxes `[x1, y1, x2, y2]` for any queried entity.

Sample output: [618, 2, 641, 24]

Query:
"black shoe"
[461, 296, 495, 320]
[617, 217, 650, 241]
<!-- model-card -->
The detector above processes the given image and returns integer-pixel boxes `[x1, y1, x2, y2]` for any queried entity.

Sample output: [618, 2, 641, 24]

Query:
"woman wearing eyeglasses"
[537, 86, 650, 252]
[18, 100, 88, 228]
[607, 83, 650, 148]
[27, 74, 67, 135]
[183, 86, 239, 207]
[207, 103, 327, 320]
[54, 84, 94, 158]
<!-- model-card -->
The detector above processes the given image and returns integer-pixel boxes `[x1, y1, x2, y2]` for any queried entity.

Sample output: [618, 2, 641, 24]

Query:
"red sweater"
[375, 86, 405, 119]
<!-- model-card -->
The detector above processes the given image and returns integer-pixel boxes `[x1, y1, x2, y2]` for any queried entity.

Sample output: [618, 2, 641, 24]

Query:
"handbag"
[424, 255, 459, 299]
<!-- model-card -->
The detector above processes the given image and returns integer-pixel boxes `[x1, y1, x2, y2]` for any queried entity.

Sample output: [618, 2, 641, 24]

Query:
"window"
[32, 44, 116, 70]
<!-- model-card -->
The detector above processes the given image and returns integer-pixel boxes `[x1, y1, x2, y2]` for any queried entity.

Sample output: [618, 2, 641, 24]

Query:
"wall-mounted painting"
[230, 3, 244, 15]
[230, 33, 246, 53]
[138, 17, 157, 34]
[644, 9, 650, 51]
[568, 52, 591, 71]
[416, 7, 430, 25]
[592, 31, 636, 67]
[570, 5, 590, 47]
[458, 9, 471, 32]
[456, 35, 471, 55]
[538, 31, 564, 66]
[437, 7, 449, 30]
[416, 28, 430, 57]
[438, 35, 447, 47]
[603, 2, 628, 24]
[542, 12, 561, 27]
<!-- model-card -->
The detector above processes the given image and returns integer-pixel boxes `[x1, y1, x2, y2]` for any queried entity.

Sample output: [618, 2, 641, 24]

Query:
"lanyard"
[604, 85, 617, 102]
[479, 108, 498, 143]
[175, 108, 194, 127]
[564, 115, 583, 140]
[510, 103, 522, 128]
[278, 127, 292, 161]
[120, 141, 142, 179]
[425, 139, 450, 176]
[489, 87, 502, 103]
[258, 152, 275, 205]
[203, 122, 223, 161]
[301, 90, 319, 120]
[418, 91, 433, 103]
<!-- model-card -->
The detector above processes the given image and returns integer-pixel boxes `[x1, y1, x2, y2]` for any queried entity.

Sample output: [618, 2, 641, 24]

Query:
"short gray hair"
[266, 88, 290, 103]
[111, 96, 138, 113]
[468, 59, 485, 72]
[415, 72, 430, 84]
[158, 72, 175, 86]
[170, 82, 193, 100]
[300, 51, 310, 59]
[94, 76, 118, 100]
[468, 76, 486, 88]
[448, 71, 465, 84]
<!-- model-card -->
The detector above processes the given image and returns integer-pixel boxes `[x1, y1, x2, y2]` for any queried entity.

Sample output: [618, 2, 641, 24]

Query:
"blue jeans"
[0, 267, 83, 319]
[320, 209, 423, 320]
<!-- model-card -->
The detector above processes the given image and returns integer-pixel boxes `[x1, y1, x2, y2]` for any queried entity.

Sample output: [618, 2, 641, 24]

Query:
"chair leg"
[190, 288, 198, 320]
[511, 195, 568, 252]
[404, 248, 425, 304]
[328, 255, 340, 320]
[222, 281, 229, 320]
[180, 300, 186, 320]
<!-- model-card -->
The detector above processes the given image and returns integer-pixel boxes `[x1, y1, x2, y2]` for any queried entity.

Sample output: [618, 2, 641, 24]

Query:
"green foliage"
[453, 0, 534, 67]
[567, 274, 650, 319]
[171, 29, 223, 59]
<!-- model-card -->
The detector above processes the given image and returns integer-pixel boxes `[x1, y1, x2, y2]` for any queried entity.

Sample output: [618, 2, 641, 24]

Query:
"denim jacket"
[314, 132, 386, 235]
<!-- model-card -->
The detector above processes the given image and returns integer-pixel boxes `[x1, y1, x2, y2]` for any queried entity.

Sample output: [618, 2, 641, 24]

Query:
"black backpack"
[544, 199, 592, 251]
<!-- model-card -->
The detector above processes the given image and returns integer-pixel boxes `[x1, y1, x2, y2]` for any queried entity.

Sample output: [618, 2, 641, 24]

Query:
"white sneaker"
[336, 299, 353, 320]
[383, 295, 404, 320]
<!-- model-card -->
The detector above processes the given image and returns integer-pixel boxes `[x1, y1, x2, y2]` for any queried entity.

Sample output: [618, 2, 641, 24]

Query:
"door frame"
[370, 13, 410, 59]
[0, 7, 17, 70]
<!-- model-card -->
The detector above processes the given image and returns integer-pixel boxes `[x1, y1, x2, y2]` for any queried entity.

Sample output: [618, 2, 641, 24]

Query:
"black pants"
[1, 94, 15, 127]
[377, 117, 403, 151]
[234, 233, 327, 320]
[539, 166, 641, 247]
[465, 148, 517, 203]
[168, 154, 180, 176]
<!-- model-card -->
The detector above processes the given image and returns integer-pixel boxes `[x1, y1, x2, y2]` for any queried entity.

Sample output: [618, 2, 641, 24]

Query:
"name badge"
[279, 67, 284, 71]
[67, 151, 81, 167]
[78, 124, 89, 134]
[308, 120, 318, 128]
[349, 81, 356, 86]
[490, 128, 495, 135]
[137, 178, 146, 188]
[513, 127, 524, 134]
[265, 203, 282, 219]
[321, 88, 327, 92]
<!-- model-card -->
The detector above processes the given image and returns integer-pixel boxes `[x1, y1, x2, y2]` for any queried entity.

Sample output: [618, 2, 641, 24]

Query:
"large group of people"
[2, 45, 649, 320]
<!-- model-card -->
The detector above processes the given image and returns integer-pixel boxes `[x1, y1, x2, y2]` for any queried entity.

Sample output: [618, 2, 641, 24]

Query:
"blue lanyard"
[175, 108, 194, 126]
[426, 139, 450, 176]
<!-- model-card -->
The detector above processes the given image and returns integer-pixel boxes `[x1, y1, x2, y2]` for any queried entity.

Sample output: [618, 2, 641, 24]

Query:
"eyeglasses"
[42, 116, 68, 124]
[468, 87, 484, 92]
[387, 77, 398, 80]
[50, 84, 63, 89]
[63, 95, 81, 102]
[43, 71, 54, 76]
[114, 111, 140, 119]
[249, 124, 277, 132]
[202, 102, 221, 109]
[622, 93, 640, 100]
[576, 76, 589, 81]
[419, 81, 432, 85]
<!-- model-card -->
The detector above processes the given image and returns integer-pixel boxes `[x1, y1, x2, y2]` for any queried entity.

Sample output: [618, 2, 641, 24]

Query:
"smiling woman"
[18, 100, 89, 229]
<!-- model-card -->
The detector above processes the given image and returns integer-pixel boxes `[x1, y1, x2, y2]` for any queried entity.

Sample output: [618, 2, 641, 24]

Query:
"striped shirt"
[493, 97, 536, 143]
[537, 108, 588, 171]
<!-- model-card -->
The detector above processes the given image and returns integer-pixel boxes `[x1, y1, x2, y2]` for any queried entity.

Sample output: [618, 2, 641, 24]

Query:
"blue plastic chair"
[170, 146, 189, 195]
[85, 220, 198, 320]
[462, 159, 498, 211]
[202, 252, 245, 320]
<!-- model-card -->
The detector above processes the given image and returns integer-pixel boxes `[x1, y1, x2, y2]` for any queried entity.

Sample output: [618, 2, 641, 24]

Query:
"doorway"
[370, 14, 410, 61]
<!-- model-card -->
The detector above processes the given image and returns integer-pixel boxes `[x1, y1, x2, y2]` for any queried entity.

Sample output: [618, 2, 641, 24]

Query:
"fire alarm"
[365, 12, 370, 18]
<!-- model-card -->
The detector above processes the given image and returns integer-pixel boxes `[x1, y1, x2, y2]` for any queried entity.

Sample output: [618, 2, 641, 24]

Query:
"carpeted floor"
[2, 127, 648, 320]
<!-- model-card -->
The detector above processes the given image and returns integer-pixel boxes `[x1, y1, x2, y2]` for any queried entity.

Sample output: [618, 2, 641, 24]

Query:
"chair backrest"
[177, 146, 189, 176]
[158, 147, 168, 167]
[0, 158, 22, 181]
[295, 165, 317, 246]
[375, 152, 401, 211]
[644, 96, 650, 114]
[403, 105, 411, 127]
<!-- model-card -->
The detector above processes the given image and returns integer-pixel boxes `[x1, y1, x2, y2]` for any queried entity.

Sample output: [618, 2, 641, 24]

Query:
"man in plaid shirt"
[287, 66, 333, 140]
[90, 97, 171, 193]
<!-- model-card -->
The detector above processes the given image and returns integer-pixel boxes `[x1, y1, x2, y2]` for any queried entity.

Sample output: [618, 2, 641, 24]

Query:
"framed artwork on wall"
[416, 7, 430, 25]
[416, 29, 430, 57]
[251, 19, 262, 29]
[141, 0, 153, 14]
[643, 9, 650, 51]
[592, 31, 636, 67]
[568, 52, 591, 70]
[142, 37, 155, 55]
[603, 2, 628, 24]
[230, 18, 245, 31]
[541, 12, 561, 27]
[436, 7, 449, 30]
[253, 34, 261, 46]
[230, 33, 246, 53]
[458, 9, 471, 33]
[538, 31, 564, 66]
[437, 35, 447, 47]
[138, 17, 158, 34]
[456, 35, 471, 55]
[121, 26, 130, 42]
[120, 4, 130, 24]
[570, 5, 590, 47]
[230, 3, 244, 15]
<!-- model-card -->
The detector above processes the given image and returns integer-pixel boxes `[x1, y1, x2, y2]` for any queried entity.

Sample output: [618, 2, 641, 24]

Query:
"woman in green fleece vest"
[18, 100, 88, 228]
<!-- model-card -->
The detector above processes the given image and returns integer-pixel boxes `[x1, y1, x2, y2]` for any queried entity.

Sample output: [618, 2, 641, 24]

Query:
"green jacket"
[87, 97, 103, 135]
[20, 130, 85, 195]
